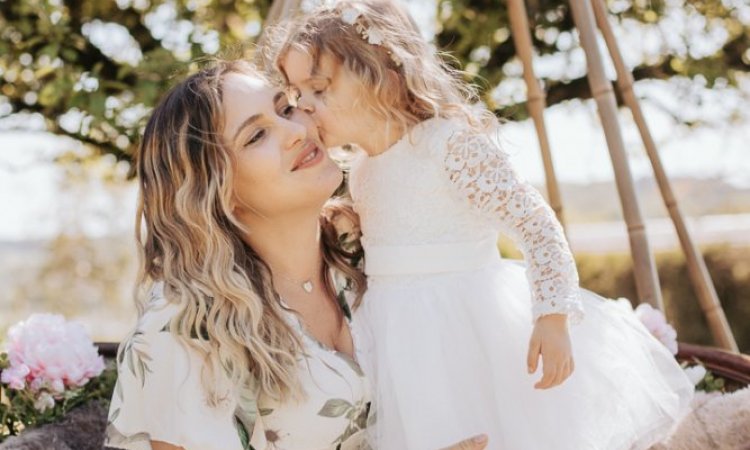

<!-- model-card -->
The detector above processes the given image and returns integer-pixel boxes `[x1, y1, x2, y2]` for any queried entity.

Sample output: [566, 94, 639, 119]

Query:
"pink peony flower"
[1, 314, 105, 395]
[1, 363, 30, 390]
[634, 303, 679, 355]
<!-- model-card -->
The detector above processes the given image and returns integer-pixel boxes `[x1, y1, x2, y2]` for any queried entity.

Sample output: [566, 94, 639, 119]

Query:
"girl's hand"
[440, 434, 489, 450]
[527, 313, 574, 389]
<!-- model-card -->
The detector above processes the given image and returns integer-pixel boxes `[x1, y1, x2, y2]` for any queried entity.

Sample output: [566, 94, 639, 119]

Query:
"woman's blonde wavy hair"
[134, 59, 365, 404]
[264, 0, 497, 134]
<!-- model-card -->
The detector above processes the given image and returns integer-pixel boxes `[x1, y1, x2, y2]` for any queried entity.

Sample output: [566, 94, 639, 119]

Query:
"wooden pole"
[591, 0, 738, 351]
[507, 0, 568, 234]
[567, 0, 664, 309]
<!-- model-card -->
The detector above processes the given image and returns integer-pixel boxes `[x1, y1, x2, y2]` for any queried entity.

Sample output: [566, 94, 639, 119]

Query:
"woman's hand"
[527, 313, 574, 389]
[151, 441, 185, 450]
[440, 434, 489, 450]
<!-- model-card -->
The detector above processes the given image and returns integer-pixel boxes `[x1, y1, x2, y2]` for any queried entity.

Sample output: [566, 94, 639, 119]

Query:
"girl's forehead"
[282, 49, 315, 81]
[283, 49, 337, 83]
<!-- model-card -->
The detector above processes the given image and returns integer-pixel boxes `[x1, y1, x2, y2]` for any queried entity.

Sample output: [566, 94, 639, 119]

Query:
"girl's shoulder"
[407, 116, 494, 158]
[412, 115, 466, 140]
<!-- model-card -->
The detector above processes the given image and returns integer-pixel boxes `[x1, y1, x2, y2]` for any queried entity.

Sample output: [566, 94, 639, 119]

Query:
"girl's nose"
[298, 95, 316, 114]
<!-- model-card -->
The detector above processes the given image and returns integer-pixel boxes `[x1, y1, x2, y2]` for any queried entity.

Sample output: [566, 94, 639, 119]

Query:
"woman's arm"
[441, 434, 489, 450]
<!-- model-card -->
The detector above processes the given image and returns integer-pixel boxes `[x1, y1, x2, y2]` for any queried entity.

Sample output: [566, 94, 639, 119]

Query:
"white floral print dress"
[105, 284, 370, 450]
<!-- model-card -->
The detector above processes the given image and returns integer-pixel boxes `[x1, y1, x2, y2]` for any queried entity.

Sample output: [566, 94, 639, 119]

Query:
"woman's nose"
[285, 116, 309, 149]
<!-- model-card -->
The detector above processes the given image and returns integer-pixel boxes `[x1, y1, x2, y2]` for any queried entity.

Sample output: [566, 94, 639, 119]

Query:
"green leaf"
[317, 399, 352, 418]
[88, 93, 107, 118]
[336, 352, 364, 377]
[38, 82, 63, 107]
[40, 43, 61, 58]
[61, 48, 78, 62]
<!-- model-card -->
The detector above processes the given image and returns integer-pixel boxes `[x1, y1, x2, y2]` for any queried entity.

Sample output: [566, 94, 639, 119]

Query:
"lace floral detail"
[444, 129, 584, 323]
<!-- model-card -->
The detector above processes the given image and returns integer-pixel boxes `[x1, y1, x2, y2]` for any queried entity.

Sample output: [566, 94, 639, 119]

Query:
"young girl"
[271, 2, 694, 449]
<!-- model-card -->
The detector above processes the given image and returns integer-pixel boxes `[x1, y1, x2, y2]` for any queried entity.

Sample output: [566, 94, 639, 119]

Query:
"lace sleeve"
[443, 129, 584, 323]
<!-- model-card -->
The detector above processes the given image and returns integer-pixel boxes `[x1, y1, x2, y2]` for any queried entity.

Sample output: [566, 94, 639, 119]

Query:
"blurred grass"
[501, 241, 750, 353]
[2, 233, 747, 353]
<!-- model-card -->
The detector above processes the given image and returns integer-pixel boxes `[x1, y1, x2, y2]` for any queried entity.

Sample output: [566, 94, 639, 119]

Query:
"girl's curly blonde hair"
[263, 0, 497, 134]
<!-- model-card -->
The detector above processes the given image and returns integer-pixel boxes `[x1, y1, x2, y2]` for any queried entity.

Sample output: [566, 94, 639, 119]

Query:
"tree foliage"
[1, 0, 748, 163]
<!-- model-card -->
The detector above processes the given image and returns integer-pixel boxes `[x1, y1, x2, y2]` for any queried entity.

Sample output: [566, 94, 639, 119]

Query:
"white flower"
[634, 303, 679, 355]
[341, 7, 360, 25]
[366, 28, 384, 45]
[33, 392, 56, 413]
[683, 364, 707, 386]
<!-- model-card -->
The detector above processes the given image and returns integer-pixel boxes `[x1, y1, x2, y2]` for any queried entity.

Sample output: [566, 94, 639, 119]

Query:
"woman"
[104, 59, 488, 450]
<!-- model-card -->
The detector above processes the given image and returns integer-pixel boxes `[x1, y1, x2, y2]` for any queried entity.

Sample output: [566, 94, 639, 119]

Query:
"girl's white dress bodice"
[350, 117, 583, 321]
[105, 285, 371, 450]
[348, 117, 693, 450]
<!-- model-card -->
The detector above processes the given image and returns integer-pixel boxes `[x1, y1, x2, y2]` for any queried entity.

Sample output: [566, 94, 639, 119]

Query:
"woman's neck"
[241, 212, 324, 285]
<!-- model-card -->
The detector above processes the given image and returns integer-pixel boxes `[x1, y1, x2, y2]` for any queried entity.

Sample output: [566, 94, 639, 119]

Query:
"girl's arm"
[442, 127, 584, 323]
[441, 127, 581, 389]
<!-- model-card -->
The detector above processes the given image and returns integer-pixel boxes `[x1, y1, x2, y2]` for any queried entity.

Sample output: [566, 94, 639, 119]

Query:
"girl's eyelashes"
[310, 78, 329, 96]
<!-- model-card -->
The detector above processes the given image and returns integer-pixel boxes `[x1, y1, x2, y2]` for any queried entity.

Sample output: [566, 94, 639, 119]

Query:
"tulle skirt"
[353, 256, 694, 450]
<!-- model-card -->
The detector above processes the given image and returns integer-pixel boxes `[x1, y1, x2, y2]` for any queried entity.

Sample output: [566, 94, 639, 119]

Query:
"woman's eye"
[246, 129, 266, 146]
[281, 104, 295, 117]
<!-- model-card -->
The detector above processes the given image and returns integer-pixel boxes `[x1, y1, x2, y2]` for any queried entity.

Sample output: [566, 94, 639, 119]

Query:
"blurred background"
[1, 0, 748, 351]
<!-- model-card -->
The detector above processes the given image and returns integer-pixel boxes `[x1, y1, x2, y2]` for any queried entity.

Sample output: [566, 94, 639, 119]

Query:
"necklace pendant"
[302, 281, 313, 293]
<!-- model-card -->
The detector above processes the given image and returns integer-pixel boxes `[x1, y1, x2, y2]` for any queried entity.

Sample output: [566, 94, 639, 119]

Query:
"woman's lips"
[291, 143, 323, 171]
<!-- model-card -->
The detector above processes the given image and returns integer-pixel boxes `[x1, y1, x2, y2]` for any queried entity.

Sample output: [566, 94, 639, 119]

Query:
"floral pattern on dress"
[105, 285, 371, 450]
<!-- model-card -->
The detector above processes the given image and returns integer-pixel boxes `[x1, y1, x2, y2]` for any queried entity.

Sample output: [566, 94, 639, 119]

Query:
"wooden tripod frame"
[508, 0, 737, 351]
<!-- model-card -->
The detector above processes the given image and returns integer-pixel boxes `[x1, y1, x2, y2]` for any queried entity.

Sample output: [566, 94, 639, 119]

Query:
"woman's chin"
[323, 166, 345, 195]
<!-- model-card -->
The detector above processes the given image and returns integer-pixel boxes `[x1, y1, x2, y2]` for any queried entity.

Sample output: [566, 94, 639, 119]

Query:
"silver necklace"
[275, 273, 314, 294]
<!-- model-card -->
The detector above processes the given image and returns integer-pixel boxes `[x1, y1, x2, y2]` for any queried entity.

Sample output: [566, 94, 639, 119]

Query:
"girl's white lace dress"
[348, 117, 694, 450]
